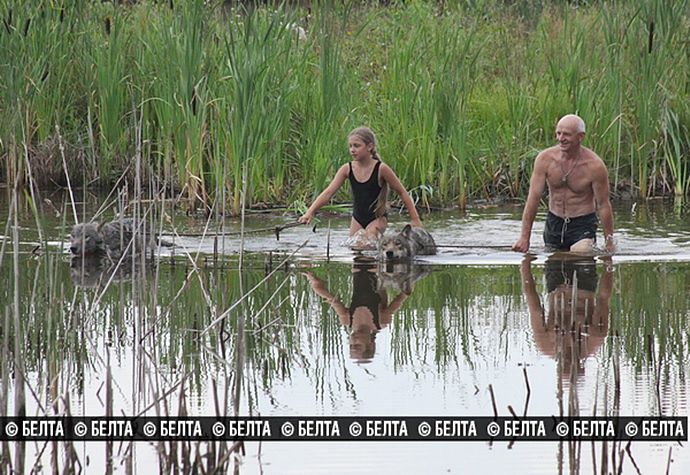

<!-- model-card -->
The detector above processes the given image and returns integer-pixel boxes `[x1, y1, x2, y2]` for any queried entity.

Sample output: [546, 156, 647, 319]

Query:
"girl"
[298, 127, 423, 242]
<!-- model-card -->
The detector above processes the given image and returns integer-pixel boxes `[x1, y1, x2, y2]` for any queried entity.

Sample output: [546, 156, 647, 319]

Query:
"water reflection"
[520, 255, 613, 379]
[69, 256, 150, 288]
[303, 261, 431, 362]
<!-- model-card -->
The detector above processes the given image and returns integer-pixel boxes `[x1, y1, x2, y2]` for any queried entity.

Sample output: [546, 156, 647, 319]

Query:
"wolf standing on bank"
[512, 114, 615, 254]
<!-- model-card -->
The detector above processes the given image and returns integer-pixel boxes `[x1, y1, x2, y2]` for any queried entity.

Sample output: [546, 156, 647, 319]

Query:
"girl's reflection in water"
[304, 261, 430, 363]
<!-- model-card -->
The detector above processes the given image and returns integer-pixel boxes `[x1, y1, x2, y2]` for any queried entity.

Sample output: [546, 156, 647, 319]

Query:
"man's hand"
[512, 236, 530, 253]
[604, 234, 616, 253]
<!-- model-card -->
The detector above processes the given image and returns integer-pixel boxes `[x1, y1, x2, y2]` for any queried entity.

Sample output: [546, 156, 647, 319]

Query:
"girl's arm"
[299, 164, 349, 224]
[303, 272, 349, 325]
[379, 163, 423, 227]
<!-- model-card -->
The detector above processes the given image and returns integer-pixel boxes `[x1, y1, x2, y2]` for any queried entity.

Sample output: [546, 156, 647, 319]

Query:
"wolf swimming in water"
[378, 224, 437, 261]
[69, 218, 157, 260]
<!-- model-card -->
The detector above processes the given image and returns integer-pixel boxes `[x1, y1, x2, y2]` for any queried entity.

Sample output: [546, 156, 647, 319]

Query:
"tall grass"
[220, 6, 301, 214]
[1, 0, 690, 209]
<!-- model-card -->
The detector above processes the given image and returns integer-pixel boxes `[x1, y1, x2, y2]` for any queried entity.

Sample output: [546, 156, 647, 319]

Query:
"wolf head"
[69, 223, 106, 256]
[378, 225, 437, 261]
[378, 225, 416, 260]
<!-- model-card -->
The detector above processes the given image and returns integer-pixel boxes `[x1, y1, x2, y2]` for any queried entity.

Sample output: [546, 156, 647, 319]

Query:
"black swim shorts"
[545, 258, 598, 293]
[543, 212, 598, 250]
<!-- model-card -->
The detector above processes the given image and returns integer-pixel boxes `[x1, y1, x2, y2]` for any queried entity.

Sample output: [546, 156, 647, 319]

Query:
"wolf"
[69, 218, 157, 260]
[378, 224, 437, 261]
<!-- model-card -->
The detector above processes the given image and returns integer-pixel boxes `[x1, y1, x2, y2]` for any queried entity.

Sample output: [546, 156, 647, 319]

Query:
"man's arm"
[513, 153, 548, 252]
[592, 257, 613, 335]
[592, 160, 615, 252]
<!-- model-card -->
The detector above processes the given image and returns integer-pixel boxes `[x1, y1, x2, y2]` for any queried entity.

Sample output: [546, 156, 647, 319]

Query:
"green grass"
[1, 0, 690, 209]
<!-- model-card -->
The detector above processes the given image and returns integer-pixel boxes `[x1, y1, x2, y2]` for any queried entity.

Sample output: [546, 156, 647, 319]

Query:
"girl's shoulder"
[377, 161, 397, 176]
[335, 162, 351, 176]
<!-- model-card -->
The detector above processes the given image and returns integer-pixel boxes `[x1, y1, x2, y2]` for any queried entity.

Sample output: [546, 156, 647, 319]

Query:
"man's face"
[555, 121, 584, 152]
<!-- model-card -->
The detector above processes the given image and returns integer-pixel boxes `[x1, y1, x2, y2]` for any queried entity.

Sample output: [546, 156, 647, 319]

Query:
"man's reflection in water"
[304, 262, 430, 363]
[520, 255, 613, 379]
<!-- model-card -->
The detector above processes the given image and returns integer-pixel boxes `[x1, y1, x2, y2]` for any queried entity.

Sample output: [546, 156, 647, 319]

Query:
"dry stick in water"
[56, 124, 79, 225]
[488, 384, 498, 418]
[22, 141, 44, 245]
[174, 221, 316, 240]
[326, 220, 331, 261]
[522, 367, 531, 417]
[106, 350, 113, 474]
[434, 244, 513, 249]
[625, 441, 643, 475]
[232, 163, 250, 458]
[11, 179, 26, 475]
[665, 446, 673, 475]
[0, 208, 13, 437]
[239, 164, 248, 271]
[275, 221, 312, 240]
[200, 240, 309, 336]
[0, 259, 10, 471]
[248, 276, 291, 334]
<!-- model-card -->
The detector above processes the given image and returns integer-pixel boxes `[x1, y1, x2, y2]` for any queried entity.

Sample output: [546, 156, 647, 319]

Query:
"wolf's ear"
[97, 222, 105, 231]
[401, 224, 412, 236]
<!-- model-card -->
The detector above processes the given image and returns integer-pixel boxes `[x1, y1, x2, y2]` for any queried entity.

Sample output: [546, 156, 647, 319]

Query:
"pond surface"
[1, 191, 688, 473]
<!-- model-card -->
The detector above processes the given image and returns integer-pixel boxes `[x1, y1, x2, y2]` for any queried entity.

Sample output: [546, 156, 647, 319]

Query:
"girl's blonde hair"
[348, 127, 389, 219]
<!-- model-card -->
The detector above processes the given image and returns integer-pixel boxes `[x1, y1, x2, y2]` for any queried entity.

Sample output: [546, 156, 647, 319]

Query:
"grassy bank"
[1, 0, 689, 213]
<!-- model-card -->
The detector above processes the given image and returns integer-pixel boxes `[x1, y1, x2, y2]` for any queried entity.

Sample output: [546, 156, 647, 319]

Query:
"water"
[0, 192, 688, 473]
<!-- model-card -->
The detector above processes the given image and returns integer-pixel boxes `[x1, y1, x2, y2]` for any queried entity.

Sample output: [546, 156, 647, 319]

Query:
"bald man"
[513, 114, 615, 253]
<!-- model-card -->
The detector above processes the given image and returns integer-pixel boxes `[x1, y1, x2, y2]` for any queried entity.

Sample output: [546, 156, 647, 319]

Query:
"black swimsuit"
[348, 268, 382, 330]
[349, 161, 384, 229]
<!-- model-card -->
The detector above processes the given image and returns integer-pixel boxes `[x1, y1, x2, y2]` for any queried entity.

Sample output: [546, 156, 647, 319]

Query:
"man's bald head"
[558, 114, 586, 134]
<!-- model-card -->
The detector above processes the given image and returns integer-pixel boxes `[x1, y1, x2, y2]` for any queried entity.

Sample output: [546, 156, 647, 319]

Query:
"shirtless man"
[512, 114, 615, 253]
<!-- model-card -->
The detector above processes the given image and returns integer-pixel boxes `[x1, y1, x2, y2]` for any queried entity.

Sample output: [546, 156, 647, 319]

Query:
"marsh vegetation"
[1, 0, 689, 213]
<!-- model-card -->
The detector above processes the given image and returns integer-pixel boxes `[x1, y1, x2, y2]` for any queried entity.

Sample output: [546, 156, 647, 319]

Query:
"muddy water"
[1, 192, 689, 473]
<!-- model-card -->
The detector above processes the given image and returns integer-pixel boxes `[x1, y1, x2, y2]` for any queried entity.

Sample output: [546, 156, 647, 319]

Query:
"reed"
[87, 7, 130, 182]
[662, 108, 690, 202]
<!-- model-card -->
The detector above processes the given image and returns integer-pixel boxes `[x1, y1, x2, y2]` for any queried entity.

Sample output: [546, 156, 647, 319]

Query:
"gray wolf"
[69, 218, 157, 260]
[378, 224, 437, 261]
